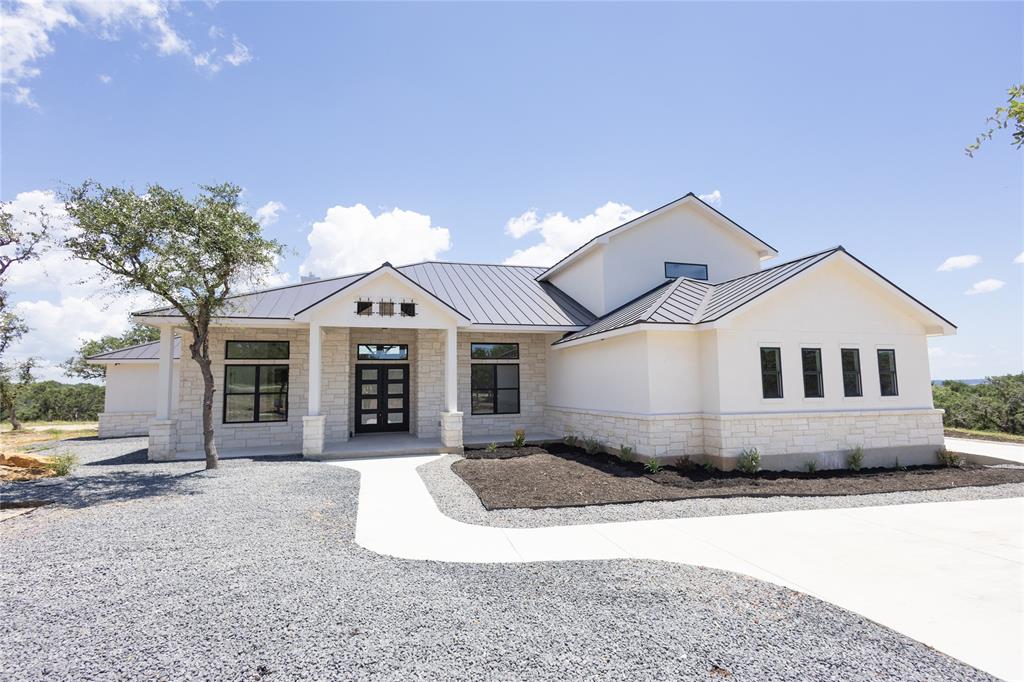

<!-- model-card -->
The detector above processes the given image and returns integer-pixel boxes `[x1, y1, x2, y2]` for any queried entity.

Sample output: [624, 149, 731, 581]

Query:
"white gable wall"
[547, 247, 605, 317]
[304, 271, 464, 329]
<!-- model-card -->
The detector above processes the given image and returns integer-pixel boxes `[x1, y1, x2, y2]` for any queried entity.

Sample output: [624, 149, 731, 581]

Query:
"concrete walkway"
[334, 455, 1024, 681]
[947, 435, 1024, 465]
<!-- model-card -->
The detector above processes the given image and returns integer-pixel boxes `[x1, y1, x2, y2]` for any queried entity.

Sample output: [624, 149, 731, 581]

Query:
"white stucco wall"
[547, 332, 652, 413]
[546, 247, 605, 317]
[104, 362, 179, 413]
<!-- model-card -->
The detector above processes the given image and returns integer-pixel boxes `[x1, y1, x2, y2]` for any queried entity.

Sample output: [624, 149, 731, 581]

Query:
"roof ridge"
[400, 259, 545, 270]
[690, 282, 716, 322]
[643, 277, 687, 320]
[710, 245, 843, 287]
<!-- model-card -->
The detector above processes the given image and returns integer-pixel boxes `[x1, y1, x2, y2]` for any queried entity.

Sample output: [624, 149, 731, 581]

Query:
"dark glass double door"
[355, 364, 409, 433]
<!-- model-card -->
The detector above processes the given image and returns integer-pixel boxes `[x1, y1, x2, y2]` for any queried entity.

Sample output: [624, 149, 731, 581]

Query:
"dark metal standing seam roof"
[87, 337, 182, 361]
[137, 262, 597, 328]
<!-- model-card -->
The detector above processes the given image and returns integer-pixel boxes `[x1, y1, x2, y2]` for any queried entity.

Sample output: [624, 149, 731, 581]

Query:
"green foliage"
[673, 455, 698, 471]
[46, 452, 78, 477]
[936, 447, 964, 468]
[644, 458, 661, 474]
[0, 380, 104, 422]
[485, 442, 498, 453]
[804, 460, 817, 473]
[563, 434, 578, 447]
[894, 457, 907, 472]
[583, 438, 601, 455]
[0, 358, 34, 429]
[933, 375, 1024, 435]
[847, 446, 865, 471]
[736, 448, 761, 474]
[702, 460, 717, 472]
[62, 323, 160, 380]
[512, 429, 526, 450]
[619, 445, 634, 461]
[966, 84, 1024, 156]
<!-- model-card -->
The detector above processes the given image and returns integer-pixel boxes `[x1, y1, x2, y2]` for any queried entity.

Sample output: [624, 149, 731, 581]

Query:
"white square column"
[303, 322, 325, 456]
[148, 324, 177, 461]
[440, 325, 463, 449]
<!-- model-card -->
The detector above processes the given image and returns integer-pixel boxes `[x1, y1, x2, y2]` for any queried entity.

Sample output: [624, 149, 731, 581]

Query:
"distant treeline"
[0, 381, 104, 423]
[933, 374, 1024, 435]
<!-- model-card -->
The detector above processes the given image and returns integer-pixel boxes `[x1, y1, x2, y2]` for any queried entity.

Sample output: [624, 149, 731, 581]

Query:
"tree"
[966, 84, 1024, 157]
[0, 358, 35, 430]
[62, 182, 284, 469]
[62, 323, 160, 380]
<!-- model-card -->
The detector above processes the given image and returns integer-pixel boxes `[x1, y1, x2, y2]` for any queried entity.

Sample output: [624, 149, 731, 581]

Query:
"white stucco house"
[89, 192, 955, 470]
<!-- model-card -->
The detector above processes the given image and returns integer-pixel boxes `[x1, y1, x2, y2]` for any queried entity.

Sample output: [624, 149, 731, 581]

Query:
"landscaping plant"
[736, 448, 761, 474]
[46, 452, 78, 477]
[847, 446, 864, 471]
[512, 429, 526, 450]
[583, 438, 601, 455]
[485, 442, 498, 453]
[644, 458, 661, 474]
[673, 455, 698, 471]
[804, 460, 817, 473]
[618, 445, 634, 461]
[936, 447, 964, 468]
[563, 434, 577, 447]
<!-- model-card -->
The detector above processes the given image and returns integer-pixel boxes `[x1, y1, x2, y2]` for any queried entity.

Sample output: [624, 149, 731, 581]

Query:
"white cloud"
[697, 190, 722, 207]
[300, 204, 452, 277]
[98, 73, 112, 84]
[503, 201, 644, 267]
[255, 200, 285, 227]
[936, 254, 981, 272]
[1, 0, 251, 106]
[1014, 251, 1024, 264]
[965, 278, 1005, 295]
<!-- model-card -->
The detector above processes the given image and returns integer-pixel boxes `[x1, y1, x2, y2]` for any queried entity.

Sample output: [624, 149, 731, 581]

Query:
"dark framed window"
[223, 365, 288, 423]
[471, 364, 520, 415]
[400, 302, 416, 317]
[357, 344, 408, 361]
[760, 347, 783, 399]
[470, 343, 519, 360]
[665, 262, 709, 280]
[801, 348, 824, 398]
[225, 340, 289, 360]
[841, 349, 862, 397]
[877, 349, 898, 396]
[378, 301, 395, 316]
[356, 301, 372, 316]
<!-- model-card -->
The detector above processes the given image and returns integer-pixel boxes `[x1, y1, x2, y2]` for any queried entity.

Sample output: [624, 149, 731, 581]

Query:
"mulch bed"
[454, 443, 1024, 510]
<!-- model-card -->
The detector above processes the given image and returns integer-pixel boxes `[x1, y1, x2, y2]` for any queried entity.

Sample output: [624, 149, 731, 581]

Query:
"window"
[356, 301, 372, 316]
[378, 301, 395, 316]
[400, 302, 416, 317]
[877, 349, 898, 396]
[801, 348, 823, 398]
[225, 340, 289, 360]
[841, 349, 862, 397]
[224, 365, 288, 423]
[760, 347, 783, 399]
[471, 364, 520, 414]
[357, 344, 408, 361]
[470, 343, 519, 360]
[664, 262, 709, 280]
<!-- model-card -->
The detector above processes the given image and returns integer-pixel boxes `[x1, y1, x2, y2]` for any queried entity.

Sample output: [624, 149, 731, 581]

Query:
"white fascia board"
[467, 324, 584, 333]
[133, 315, 304, 328]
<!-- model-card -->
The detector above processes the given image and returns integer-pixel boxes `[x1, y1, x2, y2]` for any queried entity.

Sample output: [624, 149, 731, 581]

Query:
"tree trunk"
[188, 321, 219, 470]
[8, 403, 21, 431]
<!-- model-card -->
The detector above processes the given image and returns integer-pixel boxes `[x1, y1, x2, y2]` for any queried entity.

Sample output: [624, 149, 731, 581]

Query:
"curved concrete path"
[332, 455, 1023, 681]
[947, 435, 1024, 466]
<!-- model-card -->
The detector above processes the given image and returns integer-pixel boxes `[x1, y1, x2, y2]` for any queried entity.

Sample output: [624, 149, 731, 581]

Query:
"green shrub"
[936, 447, 964, 468]
[583, 438, 601, 455]
[673, 456, 697, 471]
[563, 434, 578, 447]
[512, 429, 526, 450]
[847, 446, 864, 471]
[46, 452, 78, 477]
[804, 460, 817, 473]
[894, 457, 907, 471]
[702, 460, 717, 472]
[644, 458, 661, 474]
[736, 448, 760, 474]
[485, 442, 498, 453]
[618, 445, 634, 461]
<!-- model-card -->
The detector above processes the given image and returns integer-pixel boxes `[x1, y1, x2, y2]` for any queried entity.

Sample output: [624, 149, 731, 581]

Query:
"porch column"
[303, 322, 326, 456]
[440, 324, 463, 450]
[148, 325, 176, 461]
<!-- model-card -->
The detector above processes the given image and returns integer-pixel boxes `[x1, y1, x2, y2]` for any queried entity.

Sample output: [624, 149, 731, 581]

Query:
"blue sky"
[2, 1, 1021, 380]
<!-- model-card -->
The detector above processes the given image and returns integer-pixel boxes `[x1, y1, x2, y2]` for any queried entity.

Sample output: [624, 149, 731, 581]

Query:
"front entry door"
[355, 364, 409, 433]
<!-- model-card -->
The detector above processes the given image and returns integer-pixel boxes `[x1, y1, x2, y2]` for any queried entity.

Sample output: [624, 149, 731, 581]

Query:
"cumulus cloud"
[1, 0, 251, 106]
[937, 254, 981, 272]
[503, 201, 644, 267]
[98, 73, 112, 84]
[965, 278, 1005, 295]
[255, 200, 285, 227]
[1015, 251, 1024, 264]
[300, 204, 452, 277]
[697, 190, 722, 207]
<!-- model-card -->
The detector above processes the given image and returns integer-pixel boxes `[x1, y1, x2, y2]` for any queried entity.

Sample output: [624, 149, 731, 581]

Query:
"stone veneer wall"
[416, 329, 445, 438]
[175, 327, 307, 454]
[98, 411, 153, 438]
[321, 327, 350, 442]
[459, 332, 553, 439]
[545, 406, 704, 458]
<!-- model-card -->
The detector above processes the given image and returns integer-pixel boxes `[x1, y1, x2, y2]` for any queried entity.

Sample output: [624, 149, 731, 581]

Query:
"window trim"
[222, 364, 289, 424]
[356, 344, 409, 361]
[841, 348, 863, 398]
[801, 347, 824, 399]
[470, 363, 521, 415]
[470, 342, 520, 360]
[224, 340, 290, 360]
[664, 261, 709, 281]
[877, 348, 899, 397]
[760, 346, 784, 400]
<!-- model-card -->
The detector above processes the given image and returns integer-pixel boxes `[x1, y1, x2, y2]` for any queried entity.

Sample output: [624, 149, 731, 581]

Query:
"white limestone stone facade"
[321, 327, 351, 443]
[545, 406, 704, 458]
[97, 411, 153, 438]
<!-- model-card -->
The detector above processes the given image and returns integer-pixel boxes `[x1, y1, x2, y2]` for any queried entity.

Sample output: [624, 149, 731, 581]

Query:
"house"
[90, 192, 955, 470]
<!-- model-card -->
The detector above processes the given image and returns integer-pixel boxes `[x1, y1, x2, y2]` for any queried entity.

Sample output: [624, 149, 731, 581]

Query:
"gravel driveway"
[0, 439, 995, 681]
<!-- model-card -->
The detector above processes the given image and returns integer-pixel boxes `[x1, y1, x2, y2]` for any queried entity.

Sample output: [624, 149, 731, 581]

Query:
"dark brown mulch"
[451, 445, 1024, 510]
[462, 445, 548, 460]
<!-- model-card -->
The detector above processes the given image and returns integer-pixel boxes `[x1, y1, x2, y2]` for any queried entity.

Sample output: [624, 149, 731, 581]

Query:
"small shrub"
[894, 457, 907, 471]
[702, 460, 717, 472]
[583, 438, 601, 455]
[485, 442, 498, 453]
[674, 455, 698, 471]
[563, 434, 578, 447]
[644, 458, 661, 474]
[618, 445, 634, 461]
[512, 429, 526, 450]
[46, 452, 78, 477]
[847, 446, 864, 471]
[804, 460, 817, 473]
[736, 448, 760, 474]
[936, 447, 964, 468]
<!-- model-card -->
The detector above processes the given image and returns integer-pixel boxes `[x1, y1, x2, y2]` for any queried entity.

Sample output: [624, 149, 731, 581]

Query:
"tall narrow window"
[841, 348, 862, 397]
[877, 349, 898, 396]
[760, 347, 783, 399]
[801, 348, 823, 398]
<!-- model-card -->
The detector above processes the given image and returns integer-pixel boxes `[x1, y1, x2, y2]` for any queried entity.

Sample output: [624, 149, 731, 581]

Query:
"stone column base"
[303, 415, 326, 456]
[147, 419, 177, 461]
[440, 411, 463, 449]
